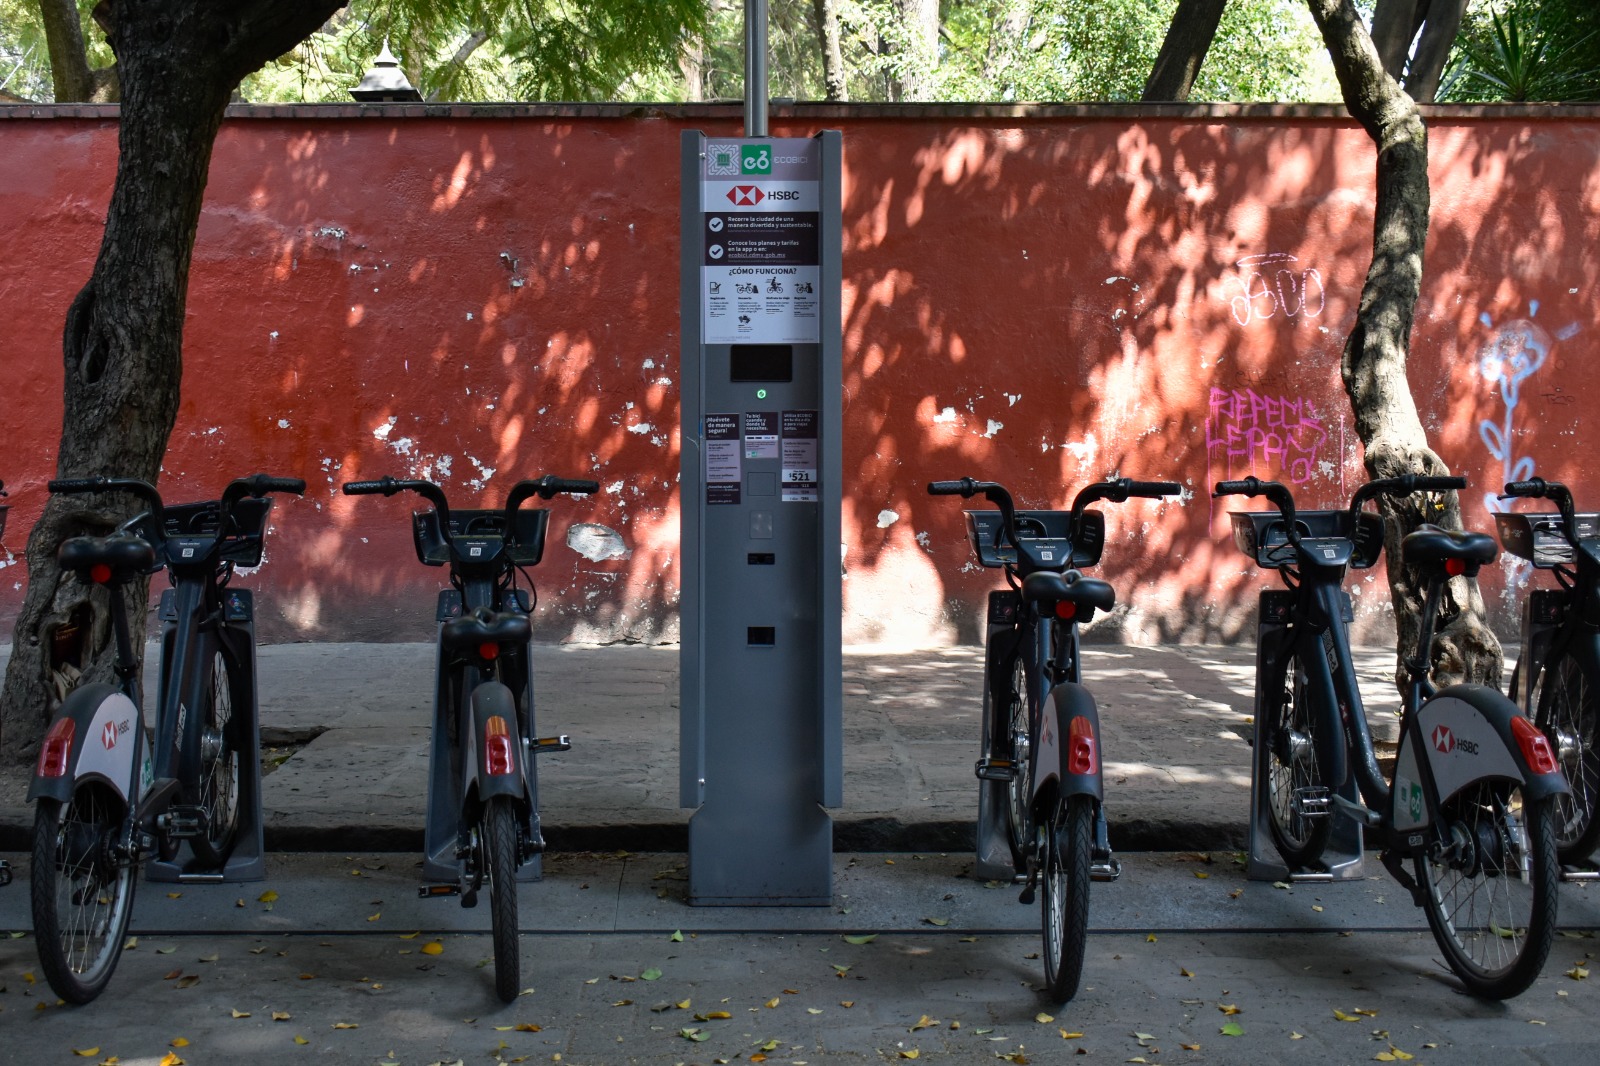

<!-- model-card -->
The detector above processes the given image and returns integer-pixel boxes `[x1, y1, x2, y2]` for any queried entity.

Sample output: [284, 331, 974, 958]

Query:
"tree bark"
[1368, 0, 1422, 81]
[1305, 0, 1502, 692]
[1142, 0, 1229, 102]
[812, 0, 848, 102]
[1403, 0, 1468, 104]
[0, 0, 344, 765]
[885, 0, 938, 101]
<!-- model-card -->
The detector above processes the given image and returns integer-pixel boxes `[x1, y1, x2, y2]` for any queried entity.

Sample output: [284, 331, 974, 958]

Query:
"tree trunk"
[1142, 0, 1229, 102]
[1403, 0, 1468, 104]
[39, 0, 120, 102]
[885, 0, 938, 101]
[1369, 0, 1422, 81]
[1306, 0, 1502, 692]
[812, 0, 848, 102]
[0, 0, 343, 766]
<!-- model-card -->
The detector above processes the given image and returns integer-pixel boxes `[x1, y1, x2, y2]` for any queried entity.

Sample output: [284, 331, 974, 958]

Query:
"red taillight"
[89, 563, 112, 585]
[484, 715, 514, 776]
[1054, 601, 1077, 620]
[1444, 558, 1466, 577]
[479, 642, 500, 661]
[1510, 715, 1559, 776]
[1067, 716, 1098, 776]
[38, 717, 76, 778]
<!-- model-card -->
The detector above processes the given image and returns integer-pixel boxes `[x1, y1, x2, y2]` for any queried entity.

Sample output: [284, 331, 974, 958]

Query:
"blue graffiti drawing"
[1477, 304, 1564, 515]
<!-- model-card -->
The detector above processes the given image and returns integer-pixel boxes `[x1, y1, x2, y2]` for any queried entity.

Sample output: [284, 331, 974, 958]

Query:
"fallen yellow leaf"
[1060, 1030, 1084, 1039]
[765, 997, 780, 1008]
[911, 1014, 940, 1030]
[170, 1037, 190, 1047]
[293, 1035, 308, 1045]
[159, 1054, 184, 1066]
[231, 1010, 251, 1019]
[332, 1022, 358, 1029]
[399, 932, 420, 940]
[1035, 1012, 1054, 1023]
[258, 890, 278, 903]
[899, 1052, 920, 1060]
[1146, 933, 1157, 942]
[271, 1011, 291, 1021]
[71, 1050, 99, 1059]
[421, 941, 444, 956]
[1219, 1004, 1241, 1015]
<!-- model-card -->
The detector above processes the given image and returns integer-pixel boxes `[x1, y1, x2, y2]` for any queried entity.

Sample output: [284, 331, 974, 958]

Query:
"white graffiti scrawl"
[1228, 253, 1325, 327]
[1206, 387, 1329, 485]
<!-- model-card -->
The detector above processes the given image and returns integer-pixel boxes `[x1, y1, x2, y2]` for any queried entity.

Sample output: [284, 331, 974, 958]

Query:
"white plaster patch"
[627, 423, 654, 435]
[373, 417, 397, 440]
[643, 358, 656, 369]
[269, 331, 279, 341]
[876, 509, 899, 529]
[567, 523, 633, 561]
[983, 420, 1003, 438]
[388, 437, 416, 456]
[1065, 432, 1098, 462]
[1005, 394, 1021, 406]
[435, 455, 453, 479]
[466, 456, 496, 490]
[277, 419, 291, 429]
[605, 480, 626, 495]
[932, 407, 958, 424]
[915, 531, 930, 548]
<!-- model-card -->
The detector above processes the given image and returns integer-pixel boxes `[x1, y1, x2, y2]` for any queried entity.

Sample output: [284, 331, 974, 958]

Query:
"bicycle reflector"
[478, 642, 500, 661]
[90, 563, 112, 585]
[1054, 601, 1077, 620]
[1067, 716, 1098, 775]
[484, 715, 514, 776]
[1444, 558, 1466, 577]
[1509, 715, 1560, 776]
[38, 717, 76, 778]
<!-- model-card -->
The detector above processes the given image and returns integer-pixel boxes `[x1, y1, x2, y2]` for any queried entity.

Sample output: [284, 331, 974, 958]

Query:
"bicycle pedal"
[159, 805, 206, 838]
[531, 735, 571, 754]
[974, 757, 1019, 782]
[460, 888, 479, 909]
[1294, 786, 1333, 819]
[1017, 884, 1036, 905]
[419, 884, 462, 900]
[1091, 856, 1122, 883]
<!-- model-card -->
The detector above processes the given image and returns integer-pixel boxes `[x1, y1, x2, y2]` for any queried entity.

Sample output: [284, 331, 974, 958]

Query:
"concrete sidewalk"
[0, 642, 1413, 854]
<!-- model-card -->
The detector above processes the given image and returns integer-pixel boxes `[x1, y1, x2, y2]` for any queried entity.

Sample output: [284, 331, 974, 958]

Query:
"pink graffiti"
[1206, 387, 1328, 484]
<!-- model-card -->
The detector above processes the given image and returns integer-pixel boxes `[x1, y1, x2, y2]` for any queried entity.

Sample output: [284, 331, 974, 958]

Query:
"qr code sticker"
[706, 143, 741, 176]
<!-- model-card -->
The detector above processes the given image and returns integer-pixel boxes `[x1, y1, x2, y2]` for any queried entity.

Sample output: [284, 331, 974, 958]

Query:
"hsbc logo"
[102, 721, 118, 750]
[1431, 724, 1478, 756]
[727, 186, 765, 206]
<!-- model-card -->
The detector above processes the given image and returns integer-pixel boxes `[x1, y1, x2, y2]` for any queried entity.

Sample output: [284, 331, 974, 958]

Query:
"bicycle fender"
[1391, 684, 1570, 832]
[469, 681, 528, 804]
[27, 683, 141, 805]
[1033, 682, 1104, 811]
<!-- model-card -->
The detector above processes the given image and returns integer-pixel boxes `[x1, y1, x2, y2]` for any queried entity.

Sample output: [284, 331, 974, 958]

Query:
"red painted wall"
[2, 103, 1596, 645]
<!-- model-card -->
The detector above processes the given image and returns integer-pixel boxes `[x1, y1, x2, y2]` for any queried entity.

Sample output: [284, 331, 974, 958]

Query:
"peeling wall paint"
[3, 107, 1599, 646]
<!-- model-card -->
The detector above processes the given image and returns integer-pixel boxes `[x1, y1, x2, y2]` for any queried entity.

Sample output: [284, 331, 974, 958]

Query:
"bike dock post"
[146, 587, 267, 883]
[678, 127, 844, 906]
[1246, 590, 1365, 883]
[973, 590, 1023, 881]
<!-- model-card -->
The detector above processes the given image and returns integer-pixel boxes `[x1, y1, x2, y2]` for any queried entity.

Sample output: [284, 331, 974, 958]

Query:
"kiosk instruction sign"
[701, 138, 821, 344]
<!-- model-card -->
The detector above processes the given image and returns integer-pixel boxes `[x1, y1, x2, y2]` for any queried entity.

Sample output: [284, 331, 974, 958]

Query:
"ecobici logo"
[741, 144, 772, 174]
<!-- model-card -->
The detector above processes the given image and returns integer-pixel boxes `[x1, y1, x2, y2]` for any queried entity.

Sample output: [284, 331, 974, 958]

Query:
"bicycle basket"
[1495, 511, 1600, 569]
[963, 508, 1104, 570]
[1230, 509, 1384, 571]
[161, 497, 272, 567]
[411, 507, 550, 567]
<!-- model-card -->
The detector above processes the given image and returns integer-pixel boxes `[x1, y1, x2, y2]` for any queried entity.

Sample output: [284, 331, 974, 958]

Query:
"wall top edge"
[4, 100, 1600, 123]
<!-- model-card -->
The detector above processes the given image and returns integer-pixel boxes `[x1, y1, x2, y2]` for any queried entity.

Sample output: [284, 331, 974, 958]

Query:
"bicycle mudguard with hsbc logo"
[28, 684, 144, 806]
[1030, 682, 1105, 819]
[1390, 683, 1572, 835]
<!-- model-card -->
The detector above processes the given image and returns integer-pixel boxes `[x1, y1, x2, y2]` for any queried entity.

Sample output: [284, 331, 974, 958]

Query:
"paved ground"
[0, 641, 1415, 855]
[3, 850, 1599, 1064]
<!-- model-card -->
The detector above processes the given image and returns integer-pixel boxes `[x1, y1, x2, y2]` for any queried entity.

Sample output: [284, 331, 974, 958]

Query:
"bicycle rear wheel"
[1535, 652, 1600, 861]
[1263, 650, 1332, 868]
[484, 796, 521, 1003]
[1415, 781, 1558, 999]
[1041, 795, 1092, 1003]
[31, 790, 137, 1004]
[187, 647, 242, 868]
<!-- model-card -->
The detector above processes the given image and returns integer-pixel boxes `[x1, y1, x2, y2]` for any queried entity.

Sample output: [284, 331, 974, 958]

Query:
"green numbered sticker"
[742, 144, 772, 174]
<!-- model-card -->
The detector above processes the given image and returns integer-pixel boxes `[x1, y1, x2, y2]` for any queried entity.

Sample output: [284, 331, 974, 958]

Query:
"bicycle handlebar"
[49, 477, 166, 526]
[1501, 477, 1579, 548]
[1348, 474, 1464, 518]
[344, 475, 595, 549]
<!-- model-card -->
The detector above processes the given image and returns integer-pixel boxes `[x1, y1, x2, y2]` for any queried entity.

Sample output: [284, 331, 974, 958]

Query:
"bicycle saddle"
[58, 533, 157, 580]
[1402, 525, 1498, 567]
[441, 606, 532, 651]
[1021, 570, 1116, 613]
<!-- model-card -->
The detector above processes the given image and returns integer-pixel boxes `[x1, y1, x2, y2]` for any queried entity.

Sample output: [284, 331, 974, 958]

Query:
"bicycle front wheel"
[484, 796, 522, 1003]
[1041, 795, 1092, 1003]
[1415, 781, 1558, 1000]
[31, 790, 137, 1004]
[1003, 655, 1031, 863]
[187, 647, 242, 868]
[1263, 650, 1332, 868]
[1535, 652, 1600, 861]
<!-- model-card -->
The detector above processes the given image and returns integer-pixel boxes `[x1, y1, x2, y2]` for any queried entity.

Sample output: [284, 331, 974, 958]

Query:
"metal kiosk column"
[679, 131, 843, 905]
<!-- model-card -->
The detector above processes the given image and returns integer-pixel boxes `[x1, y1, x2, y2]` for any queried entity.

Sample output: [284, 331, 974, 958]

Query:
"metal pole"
[744, 0, 769, 137]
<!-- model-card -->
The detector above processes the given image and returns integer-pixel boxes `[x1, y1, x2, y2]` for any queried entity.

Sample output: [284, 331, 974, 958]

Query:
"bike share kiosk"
[679, 130, 844, 905]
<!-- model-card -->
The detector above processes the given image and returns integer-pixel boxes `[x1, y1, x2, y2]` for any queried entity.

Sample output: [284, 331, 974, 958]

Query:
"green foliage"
[1440, 0, 1600, 102]
[0, 0, 115, 102]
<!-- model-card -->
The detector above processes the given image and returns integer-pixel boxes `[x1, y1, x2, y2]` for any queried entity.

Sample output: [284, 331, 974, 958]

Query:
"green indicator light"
[756, 388, 768, 400]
